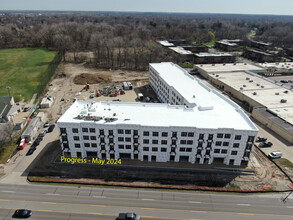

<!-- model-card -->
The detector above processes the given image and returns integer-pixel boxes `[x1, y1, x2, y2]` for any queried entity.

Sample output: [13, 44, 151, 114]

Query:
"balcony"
[196, 154, 202, 158]
[245, 148, 252, 152]
[170, 152, 176, 156]
[99, 134, 105, 138]
[197, 139, 204, 142]
[204, 154, 211, 158]
[171, 136, 177, 140]
[243, 156, 249, 161]
[108, 135, 114, 138]
[133, 150, 139, 154]
[133, 135, 139, 138]
[100, 149, 106, 153]
[134, 142, 139, 146]
[109, 149, 115, 154]
[61, 133, 67, 136]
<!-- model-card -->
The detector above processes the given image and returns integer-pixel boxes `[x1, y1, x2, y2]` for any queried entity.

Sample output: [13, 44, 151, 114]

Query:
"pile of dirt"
[73, 73, 112, 85]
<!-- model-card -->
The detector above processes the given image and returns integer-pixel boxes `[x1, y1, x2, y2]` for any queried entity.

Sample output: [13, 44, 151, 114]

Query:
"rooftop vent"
[223, 63, 226, 66]
[280, 99, 287, 103]
[275, 92, 279, 95]
[257, 84, 260, 86]
[249, 80, 253, 83]
[216, 74, 219, 77]
[253, 92, 257, 95]
[244, 63, 247, 65]
[246, 77, 250, 80]
[233, 63, 236, 65]
[240, 87, 243, 90]
[284, 90, 289, 94]
[243, 85, 246, 87]
[200, 65, 203, 67]
[212, 64, 215, 66]
[261, 85, 264, 88]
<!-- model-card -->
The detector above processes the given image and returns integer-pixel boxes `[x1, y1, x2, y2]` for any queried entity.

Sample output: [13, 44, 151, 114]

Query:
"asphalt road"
[0, 184, 292, 220]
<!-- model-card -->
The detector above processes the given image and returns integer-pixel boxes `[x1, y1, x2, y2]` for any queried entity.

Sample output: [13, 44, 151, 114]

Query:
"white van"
[268, 151, 282, 159]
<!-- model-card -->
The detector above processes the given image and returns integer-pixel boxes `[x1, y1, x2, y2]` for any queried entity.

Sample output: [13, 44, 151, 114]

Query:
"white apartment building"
[57, 62, 258, 166]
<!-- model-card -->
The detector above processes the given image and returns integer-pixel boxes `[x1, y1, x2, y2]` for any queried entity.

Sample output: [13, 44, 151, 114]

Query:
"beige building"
[196, 63, 293, 144]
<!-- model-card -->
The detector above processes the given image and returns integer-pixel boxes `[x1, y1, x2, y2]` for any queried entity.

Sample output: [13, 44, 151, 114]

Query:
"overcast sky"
[1, 0, 293, 16]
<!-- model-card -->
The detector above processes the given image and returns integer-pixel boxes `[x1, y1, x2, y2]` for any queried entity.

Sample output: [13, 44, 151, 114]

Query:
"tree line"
[0, 12, 292, 70]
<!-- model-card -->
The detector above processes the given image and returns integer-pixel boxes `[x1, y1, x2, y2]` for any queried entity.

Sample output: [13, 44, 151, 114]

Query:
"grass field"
[0, 48, 58, 102]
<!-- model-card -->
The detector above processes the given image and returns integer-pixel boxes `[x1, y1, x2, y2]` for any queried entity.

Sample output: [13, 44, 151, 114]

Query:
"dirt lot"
[43, 63, 149, 122]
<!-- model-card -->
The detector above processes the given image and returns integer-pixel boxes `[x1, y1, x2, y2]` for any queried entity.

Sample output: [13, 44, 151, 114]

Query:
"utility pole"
[6, 86, 11, 97]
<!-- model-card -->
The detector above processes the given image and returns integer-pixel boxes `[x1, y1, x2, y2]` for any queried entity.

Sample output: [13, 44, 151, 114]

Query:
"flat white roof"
[195, 52, 233, 57]
[207, 71, 293, 125]
[258, 62, 293, 70]
[58, 100, 256, 130]
[195, 63, 264, 73]
[157, 40, 174, 47]
[169, 46, 193, 55]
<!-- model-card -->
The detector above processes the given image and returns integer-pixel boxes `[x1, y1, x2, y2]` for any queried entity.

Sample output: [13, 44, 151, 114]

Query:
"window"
[215, 141, 222, 146]
[197, 149, 201, 154]
[134, 130, 138, 135]
[75, 143, 80, 148]
[208, 134, 213, 140]
[206, 150, 211, 155]
[186, 148, 192, 152]
[161, 148, 167, 152]
[72, 128, 78, 133]
[231, 151, 238, 155]
[82, 128, 88, 133]
[233, 143, 240, 148]
[83, 136, 89, 140]
[199, 134, 204, 139]
[153, 132, 159, 136]
[180, 140, 187, 144]
[109, 130, 113, 135]
[224, 134, 231, 139]
[126, 145, 131, 149]
[187, 140, 193, 145]
[180, 148, 185, 152]
[143, 131, 149, 136]
[235, 135, 242, 140]
[73, 136, 79, 141]
[181, 132, 187, 137]
[172, 132, 177, 137]
[109, 138, 114, 143]
[84, 143, 90, 147]
[221, 149, 228, 154]
[188, 132, 194, 137]
[223, 142, 229, 146]
[91, 143, 97, 148]
[125, 130, 131, 134]
[152, 140, 158, 144]
[89, 128, 95, 133]
[143, 139, 149, 144]
[217, 133, 223, 138]
[100, 137, 105, 143]
[152, 147, 158, 152]
[90, 136, 96, 140]
[161, 140, 167, 145]
[60, 128, 66, 133]
[162, 132, 168, 137]
[99, 129, 104, 135]
[118, 145, 124, 149]
[118, 137, 124, 142]
[214, 149, 220, 153]
[118, 129, 123, 134]
[171, 140, 176, 145]
[125, 137, 131, 142]
[248, 136, 255, 142]
[198, 142, 203, 147]
[143, 147, 149, 151]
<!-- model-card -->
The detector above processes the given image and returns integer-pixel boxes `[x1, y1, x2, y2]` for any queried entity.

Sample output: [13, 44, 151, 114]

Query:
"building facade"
[58, 63, 258, 166]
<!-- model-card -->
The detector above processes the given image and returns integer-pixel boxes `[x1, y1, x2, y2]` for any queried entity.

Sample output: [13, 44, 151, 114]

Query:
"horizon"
[1, 0, 293, 16]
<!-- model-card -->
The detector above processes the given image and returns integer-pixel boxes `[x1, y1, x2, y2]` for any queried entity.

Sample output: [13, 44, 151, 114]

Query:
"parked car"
[259, 141, 273, 148]
[280, 80, 288, 83]
[33, 137, 42, 146]
[13, 209, 32, 218]
[39, 129, 47, 137]
[268, 151, 283, 159]
[26, 147, 36, 156]
[113, 99, 121, 101]
[23, 107, 31, 112]
[89, 94, 95, 99]
[44, 120, 50, 127]
[116, 213, 140, 220]
[47, 124, 55, 133]
[256, 136, 267, 142]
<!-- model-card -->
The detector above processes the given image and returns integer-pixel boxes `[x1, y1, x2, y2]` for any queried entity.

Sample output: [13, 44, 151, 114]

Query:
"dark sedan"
[13, 209, 32, 218]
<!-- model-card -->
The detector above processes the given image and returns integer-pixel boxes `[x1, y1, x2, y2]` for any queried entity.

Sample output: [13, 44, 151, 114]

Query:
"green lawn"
[203, 40, 216, 46]
[0, 48, 58, 102]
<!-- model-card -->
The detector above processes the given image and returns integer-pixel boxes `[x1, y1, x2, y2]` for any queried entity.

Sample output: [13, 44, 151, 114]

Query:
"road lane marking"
[45, 193, 60, 196]
[41, 202, 57, 204]
[237, 204, 251, 206]
[0, 197, 292, 218]
[1, 191, 15, 193]
[141, 198, 155, 201]
[189, 201, 202, 204]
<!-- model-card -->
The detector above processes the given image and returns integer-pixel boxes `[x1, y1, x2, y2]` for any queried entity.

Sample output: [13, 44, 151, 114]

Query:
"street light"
[6, 86, 11, 97]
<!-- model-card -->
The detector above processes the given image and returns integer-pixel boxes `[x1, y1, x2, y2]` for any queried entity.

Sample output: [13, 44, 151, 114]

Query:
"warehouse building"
[196, 63, 293, 144]
[57, 62, 258, 166]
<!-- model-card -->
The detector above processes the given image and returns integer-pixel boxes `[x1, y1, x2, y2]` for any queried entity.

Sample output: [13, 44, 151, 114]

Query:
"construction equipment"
[85, 82, 90, 91]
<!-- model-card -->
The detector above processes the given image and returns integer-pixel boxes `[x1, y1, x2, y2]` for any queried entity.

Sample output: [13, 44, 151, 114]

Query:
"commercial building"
[196, 63, 293, 144]
[58, 62, 258, 166]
